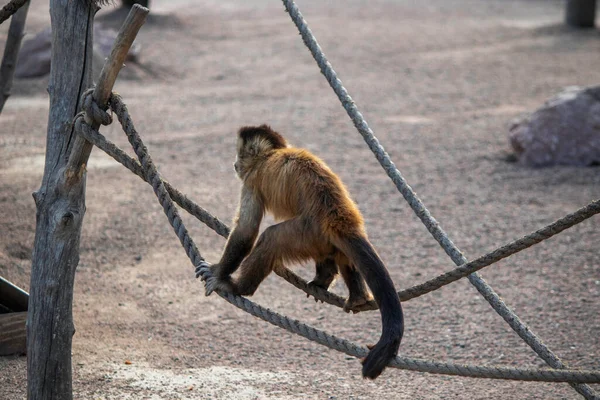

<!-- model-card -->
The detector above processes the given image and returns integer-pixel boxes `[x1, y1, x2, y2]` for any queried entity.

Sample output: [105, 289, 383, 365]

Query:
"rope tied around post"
[71, 89, 600, 385]
[79, 88, 113, 126]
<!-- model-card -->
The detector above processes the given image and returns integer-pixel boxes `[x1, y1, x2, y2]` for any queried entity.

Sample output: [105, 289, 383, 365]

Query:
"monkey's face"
[233, 155, 242, 178]
[233, 137, 248, 179]
[234, 134, 279, 180]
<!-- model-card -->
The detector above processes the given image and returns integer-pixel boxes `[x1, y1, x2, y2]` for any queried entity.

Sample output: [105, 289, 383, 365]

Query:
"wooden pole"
[0, 312, 27, 356]
[66, 5, 149, 173]
[0, 0, 29, 113]
[27, 2, 148, 399]
[27, 2, 96, 397]
[565, 0, 597, 27]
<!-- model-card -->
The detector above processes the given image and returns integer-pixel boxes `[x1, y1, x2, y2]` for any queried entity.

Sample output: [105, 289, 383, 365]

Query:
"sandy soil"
[1, 0, 600, 398]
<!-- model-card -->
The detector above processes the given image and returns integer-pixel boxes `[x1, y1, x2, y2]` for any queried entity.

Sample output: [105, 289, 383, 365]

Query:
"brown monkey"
[202, 125, 403, 379]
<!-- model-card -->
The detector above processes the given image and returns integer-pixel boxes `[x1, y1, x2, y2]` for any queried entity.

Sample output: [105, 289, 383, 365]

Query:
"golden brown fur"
[205, 125, 404, 379]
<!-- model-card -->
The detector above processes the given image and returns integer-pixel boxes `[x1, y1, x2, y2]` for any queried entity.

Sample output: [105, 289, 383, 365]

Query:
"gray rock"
[15, 25, 141, 79]
[509, 86, 600, 167]
[14, 27, 51, 79]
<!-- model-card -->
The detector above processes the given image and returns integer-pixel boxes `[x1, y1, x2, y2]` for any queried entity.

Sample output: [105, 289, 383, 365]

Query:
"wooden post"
[0, 312, 27, 355]
[66, 5, 149, 173]
[0, 277, 28, 355]
[565, 0, 597, 27]
[27, 2, 148, 399]
[0, 0, 29, 113]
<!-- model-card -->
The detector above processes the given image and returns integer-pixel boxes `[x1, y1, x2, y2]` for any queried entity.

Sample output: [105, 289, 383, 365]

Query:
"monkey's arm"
[211, 186, 264, 280]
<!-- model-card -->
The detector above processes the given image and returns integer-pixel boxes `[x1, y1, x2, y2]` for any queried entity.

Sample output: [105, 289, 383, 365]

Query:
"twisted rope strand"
[281, 1, 598, 398]
[223, 291, 600, 383]
[108, 93, 204, 267]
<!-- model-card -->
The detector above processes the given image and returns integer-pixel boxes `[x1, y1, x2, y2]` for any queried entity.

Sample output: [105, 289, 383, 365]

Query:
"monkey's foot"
[343, 294, 373, 314]
[204, 276, 235, 296]
[306, 280, 331, 302]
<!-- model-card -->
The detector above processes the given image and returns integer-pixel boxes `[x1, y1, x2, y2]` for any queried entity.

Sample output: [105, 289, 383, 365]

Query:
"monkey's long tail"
[333, 235, 404, 379]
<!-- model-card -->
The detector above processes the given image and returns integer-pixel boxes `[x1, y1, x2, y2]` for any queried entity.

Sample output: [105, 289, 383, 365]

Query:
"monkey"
[202, 124, 403, 379]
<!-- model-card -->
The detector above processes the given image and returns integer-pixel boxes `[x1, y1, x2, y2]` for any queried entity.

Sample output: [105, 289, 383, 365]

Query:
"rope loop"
[80, 88, 113, 126]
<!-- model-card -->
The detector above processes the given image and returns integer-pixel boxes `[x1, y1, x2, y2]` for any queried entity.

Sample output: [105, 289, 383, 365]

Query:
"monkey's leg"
[309, 258, 339, 291]
[232, 218, 317, 296]
[305, 257, 339, 302]
[340, 264, 373, 313]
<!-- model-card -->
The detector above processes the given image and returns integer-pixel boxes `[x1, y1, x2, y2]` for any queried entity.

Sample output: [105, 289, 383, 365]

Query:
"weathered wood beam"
[0, 312, 27, 356]
[66, 5, 149, 173]
[0, 276, 29, 312]
[27, 1, 96, 397]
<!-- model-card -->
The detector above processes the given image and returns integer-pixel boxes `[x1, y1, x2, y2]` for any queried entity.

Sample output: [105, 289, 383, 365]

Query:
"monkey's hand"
[195, 262, 235, 296]
[201, 263, 236, 296]
[194, 261, 212, 281]
[205, 275, 235, 296]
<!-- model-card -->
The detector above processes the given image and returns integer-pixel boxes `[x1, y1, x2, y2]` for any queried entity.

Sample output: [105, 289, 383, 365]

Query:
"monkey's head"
[234, 125, 287, 178]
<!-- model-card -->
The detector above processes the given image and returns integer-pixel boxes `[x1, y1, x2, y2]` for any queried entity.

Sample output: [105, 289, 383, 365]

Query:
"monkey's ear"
[247, 142, 259, 155]
[238, 125, 287, 150]
[236, 137, 244, 154]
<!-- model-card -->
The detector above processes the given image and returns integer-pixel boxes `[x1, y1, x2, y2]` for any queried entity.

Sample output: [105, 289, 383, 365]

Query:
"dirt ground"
[1, 0, 600, 398]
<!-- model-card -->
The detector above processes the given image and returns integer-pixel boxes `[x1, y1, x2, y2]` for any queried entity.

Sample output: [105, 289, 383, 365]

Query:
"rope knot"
[80, 88, 112, 126]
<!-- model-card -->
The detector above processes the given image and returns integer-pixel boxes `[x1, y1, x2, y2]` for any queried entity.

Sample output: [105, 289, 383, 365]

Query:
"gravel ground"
[1, 0, 599, 398]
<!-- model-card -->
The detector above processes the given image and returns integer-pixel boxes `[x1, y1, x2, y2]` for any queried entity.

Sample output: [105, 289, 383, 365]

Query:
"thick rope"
[74, 104, 229, 238]
[72, 109, 600, 311]
[73, 89, 600, 384]
[221, 290, 600, 383]
[281, 1, 598, 398]
[0, 0, 27, 24]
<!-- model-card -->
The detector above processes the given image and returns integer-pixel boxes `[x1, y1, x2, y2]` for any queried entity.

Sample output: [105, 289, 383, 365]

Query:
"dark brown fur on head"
[238, 125, 287, 150]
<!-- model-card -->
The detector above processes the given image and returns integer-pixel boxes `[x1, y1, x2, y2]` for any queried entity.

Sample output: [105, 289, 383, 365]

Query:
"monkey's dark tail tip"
[361, 337, 401, 379]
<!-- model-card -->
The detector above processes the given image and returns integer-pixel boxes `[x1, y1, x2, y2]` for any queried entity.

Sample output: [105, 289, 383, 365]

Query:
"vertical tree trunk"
[0, 0, 30, 114]
[122, 0, 149, 8]
[26, 0, 96, 398]
[27, 2, 148, 397]
[565, 0, 597, 27]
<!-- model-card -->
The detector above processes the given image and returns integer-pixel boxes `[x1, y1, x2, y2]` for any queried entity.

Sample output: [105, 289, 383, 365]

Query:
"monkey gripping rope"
[73, 87, 600, 386]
